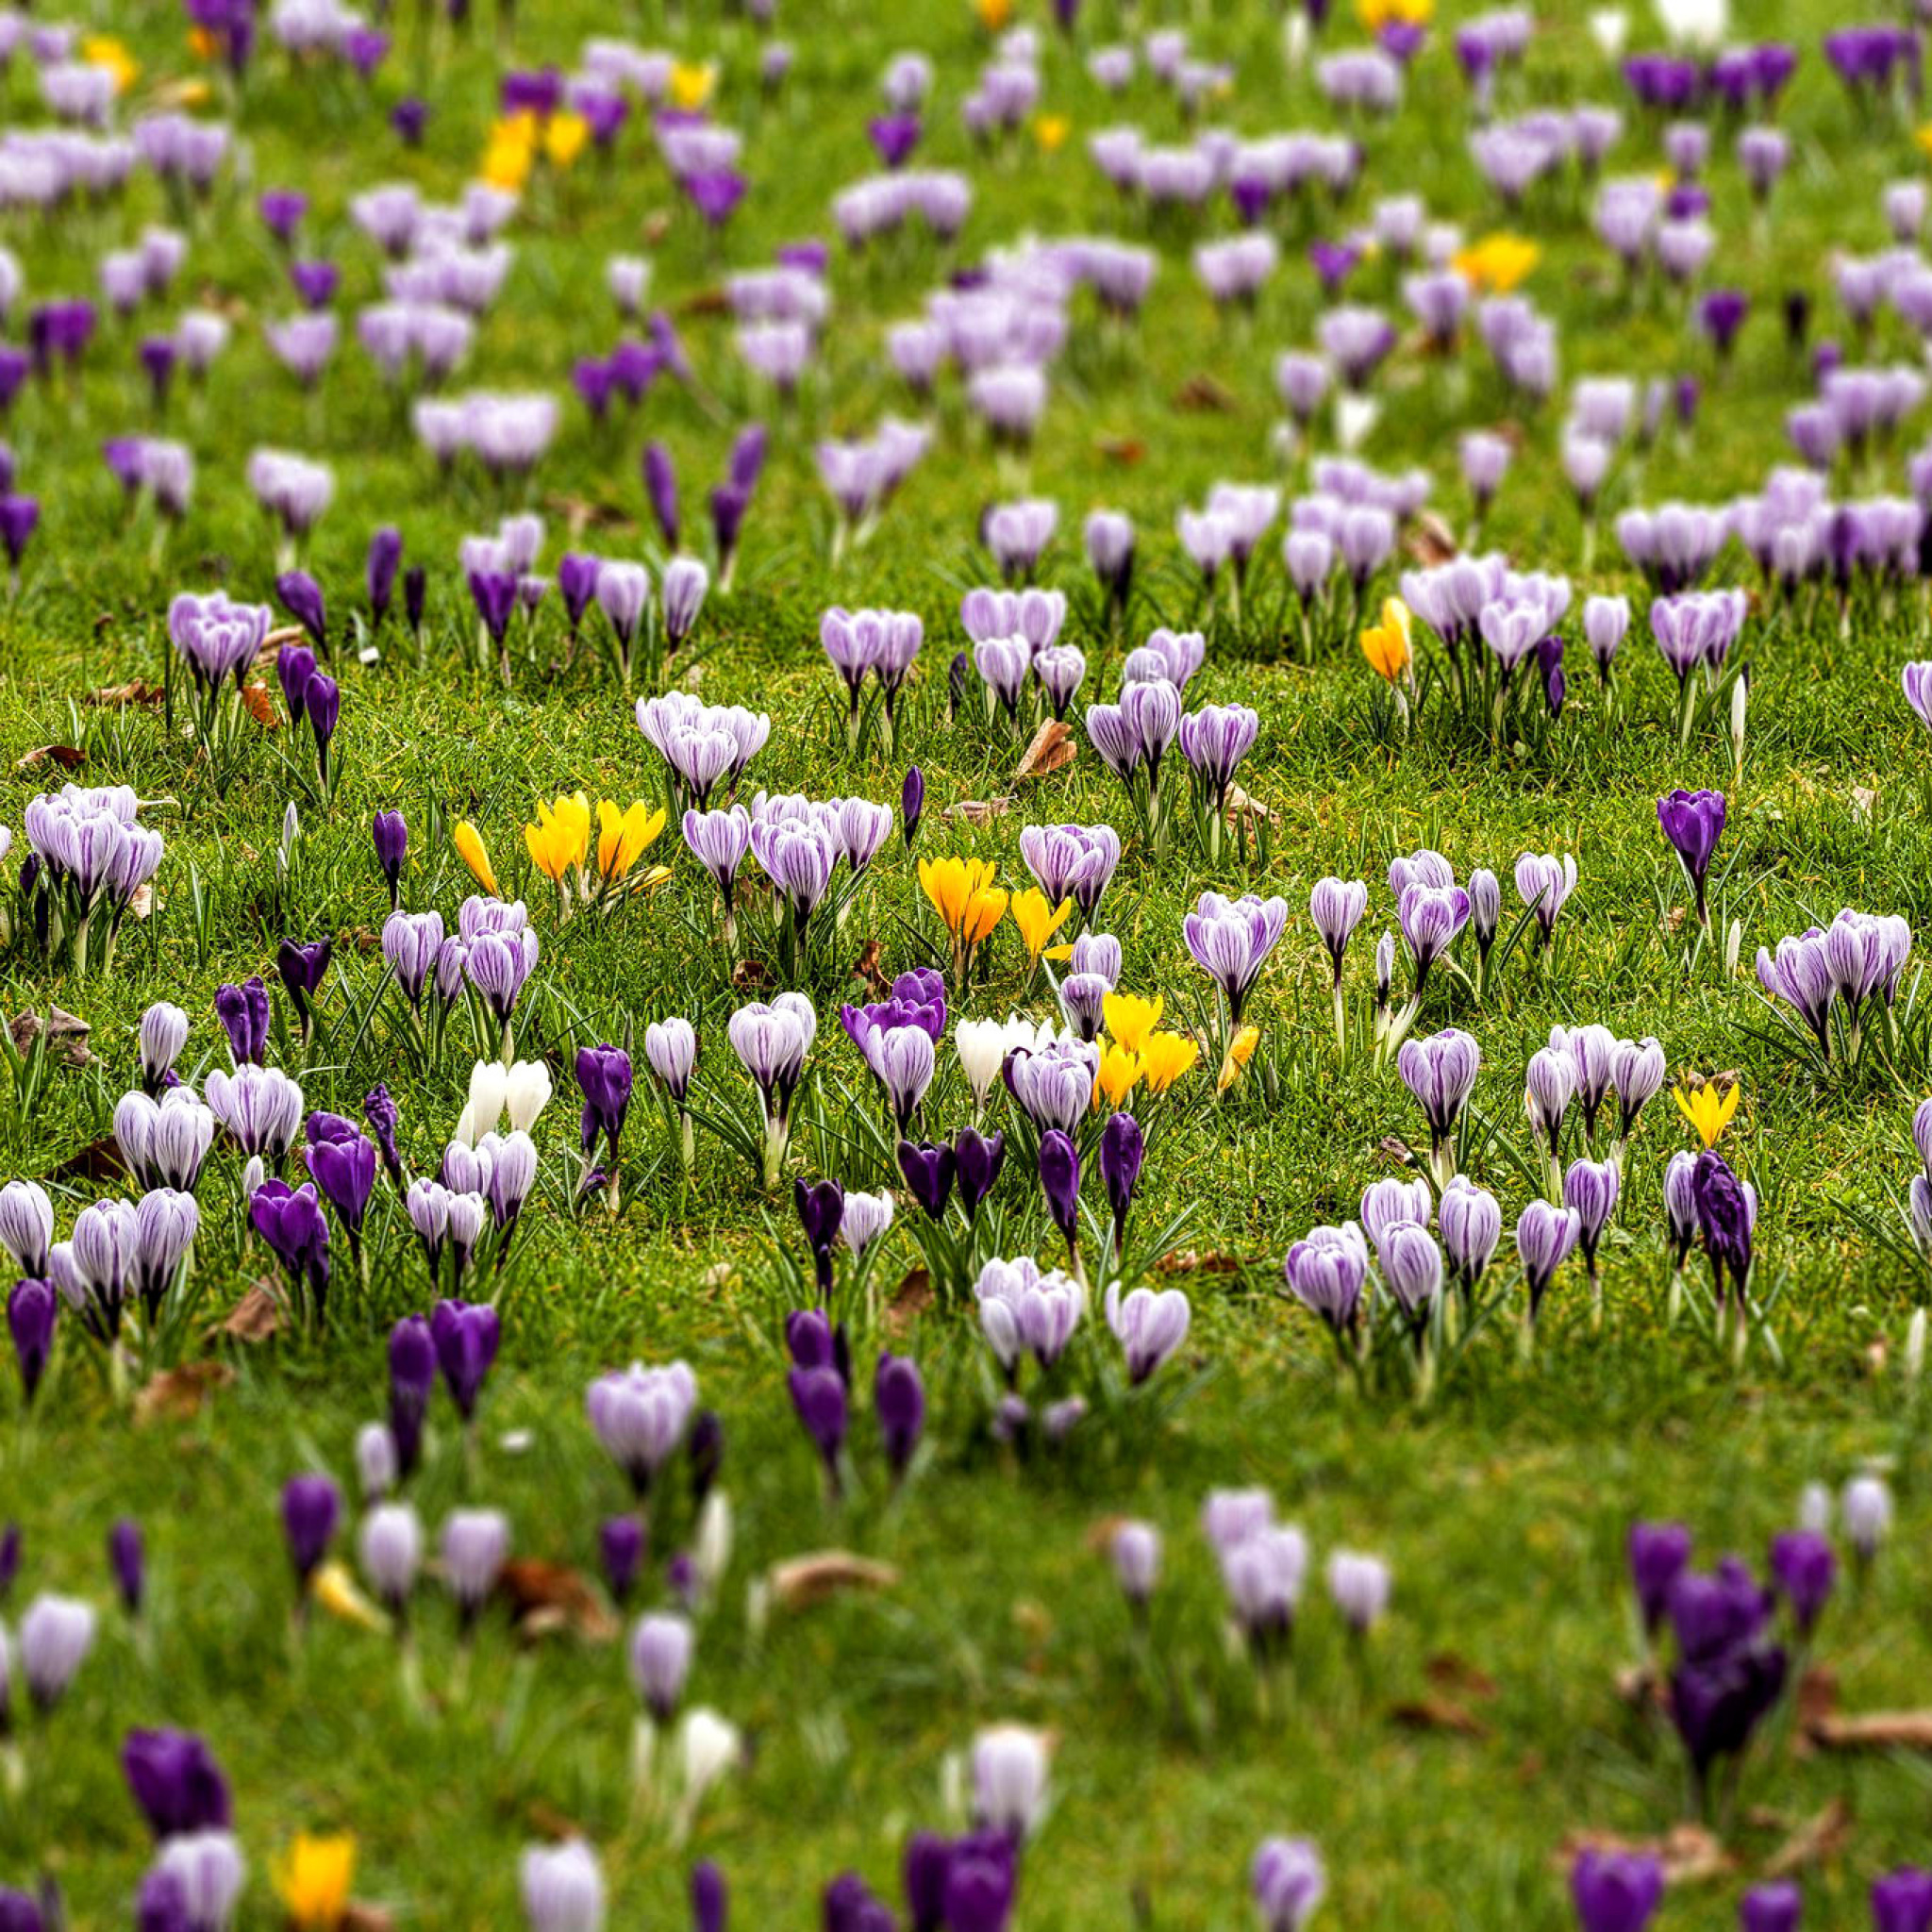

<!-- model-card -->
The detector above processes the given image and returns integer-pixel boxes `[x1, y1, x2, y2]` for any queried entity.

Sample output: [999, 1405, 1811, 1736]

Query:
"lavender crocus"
[1657, 788, 1724, 925]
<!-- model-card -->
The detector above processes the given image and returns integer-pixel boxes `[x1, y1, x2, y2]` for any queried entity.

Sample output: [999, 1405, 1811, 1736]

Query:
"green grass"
[4, 0, 1932, 1924]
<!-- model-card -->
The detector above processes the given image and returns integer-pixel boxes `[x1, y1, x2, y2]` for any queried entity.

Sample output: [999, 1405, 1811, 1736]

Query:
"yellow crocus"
[596, 799, 666, 881]
[1217, 1024, 1261, 1093]
[1674, 1078, 1739, 1148]
[543, 111, 591, 169]
[1140, 1032, 1201, 1094]
[959, 886, 1008, 948]
[920, 856, 997, 937]
[1452, 232, 1540, 295]
[1357, 0, 1433, 27]
[188, 25, 219, 59]
[454, 820, 498, 896]
[975, 0, 1014, 27]
[81, 34, 139, 93]
[272, 1832, 356, 1931]
[1360, 597, 1412, 685]
[1035, 115, 1070, 154]
[310, 1560, 388, 1633]
[1010, 889, 1074, 962]
[1918, 123, 1932, 160]
[1102, 991, 1164, 1057]
[668, 60, 718, 110]
[1095, 1043, 1141, 1110]
[524, 792, 591, 885]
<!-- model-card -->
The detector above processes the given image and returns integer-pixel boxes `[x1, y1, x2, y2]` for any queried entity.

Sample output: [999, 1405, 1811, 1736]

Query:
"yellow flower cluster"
[456, 799, 668, 916]
[921, 856, 1008, 977]
[1093, 991, 1202, 1108]
[1451, 232, 1540, 295]
[479, 108, 591, 192]
[1009, 889, 1073, 966]
[1357, 0, 1433, 28]
[81, 34, 139, 93]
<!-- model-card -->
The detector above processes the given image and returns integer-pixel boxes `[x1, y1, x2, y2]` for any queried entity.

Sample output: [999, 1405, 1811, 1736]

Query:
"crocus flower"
[1253, 1837, 1324, 1931]
[123, 1727, 232, 1840]
[1629, 1520, 1693, 1640]
[1517, 1199, 1581, 1320]
[1104, 1282, 1191, 1383]
[1569, 1848, 1662, 1932]
[109, 1517, 144, 1615]
[1657, 789, 1725, 924]
[875, 1353, 924, 1482]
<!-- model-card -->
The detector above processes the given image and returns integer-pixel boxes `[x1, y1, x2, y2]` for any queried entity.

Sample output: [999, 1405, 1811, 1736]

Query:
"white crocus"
[453, 1058, 509, 1147]
[1335, 394, 1380, 453]
[955, 1019, 1009, 1112]
[672, 1707, 741, 1840]
[505, 1058, 553, 1133]
[1652, 0, 1725, 49]
[1589, 8, 1629, 56]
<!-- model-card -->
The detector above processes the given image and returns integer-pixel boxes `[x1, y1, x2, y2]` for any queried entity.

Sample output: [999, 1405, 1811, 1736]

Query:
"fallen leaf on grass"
[768, 1551, 899, 1610]
[942, 796, 1012, 824]
[1174, 372, 1236, 412]
[849, 938, 889, 998]
[42, 1136, 125, 1185]
[134, 1361, 235, 1424]
[1425, 1653, 1500, 1699]
[1762, 1798, 1853, 1876]
[1095, 437, 1145, 465]
[10, 1008, 93, 1070]
[1807, 1709, 1932, 1751]
[542, 492, 638, 537]
[1391, 1696, 1490, 1739]
[1403, 510, 1460, 568]
[261, 624, 306, 654]
[882, 1267, 933, 1336]
[342, 1907, 396, 1932]
[500, 1559, 620, 1643]
[1556, 1824, 1732, 1885]
[678, 286, 732, 316]
[524, 1799, 588, 1843]
[1851, 785, 1878, 821]
[239, 682, 279, 729]
[218, 1282, 285, 1343]
[1223, 783, 1280, 826]
[1157, 1250, 1240, 1275]
[730, 958, 769, 989]
[1014, 718, 1076, 781]
[85, 680, 166, 708]
[16, 744, 85, 773]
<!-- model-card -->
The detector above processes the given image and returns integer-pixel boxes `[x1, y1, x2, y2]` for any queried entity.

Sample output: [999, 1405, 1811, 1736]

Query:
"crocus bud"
[367, 525, 403, 629]
[601, 1515, 646, 1606]
[403, 564, 427, 637]
[108, 1517, 144, 1618]
[874, 1353, 924, 1482]
[373, 809, 407, 905]
[1038, 1129, 1081, 1257]
[1100, 1112, 1143, 1257]
[901, 766, 924, 849]
[8, 1279, 57, 1407]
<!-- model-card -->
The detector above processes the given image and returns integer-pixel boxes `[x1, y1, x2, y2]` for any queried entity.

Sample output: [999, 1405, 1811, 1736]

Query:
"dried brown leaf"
[1763, 1798, 1853, 1877]
[942, 797, 1012, 824]
[524, 1799, 588, 1842]
[1391, 1696, 1489, 1739]
[1174, 372, 1236, 412]
[882, 1267, 933, 1337]
[730, 958, 769, 990]
[10, 1008, 93, 1070]
[239, 682, 280, 730]
[1404, 510, 1459, 568]
[134, 1361, 235, 1425]
[850, 939, 889, 998]
[500, 1559, 620, 1643]
[1095, 437, 1145, 465]
[1425, 1653, 1500, 1700]
[42, 1136, 126, 1185]
[341, 1907, 396, 1932]
[1013, 718, 1076, 781]
[219, 1283, 285, 1343]
[1157, 1250, 1240, 1275]
[16, 744, 85, 774]
[1223, 783, 1280, 826]
[1807, 1709, 1932, 1752]
[85, 679, 166, 708]
[768, 1550, 900, 1610]
[679, 286, 731, 316]
[542, 492, 637, 537]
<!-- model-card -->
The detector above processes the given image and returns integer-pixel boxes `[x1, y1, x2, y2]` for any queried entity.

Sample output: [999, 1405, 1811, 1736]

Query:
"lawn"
[2, 0, 1931, 1924]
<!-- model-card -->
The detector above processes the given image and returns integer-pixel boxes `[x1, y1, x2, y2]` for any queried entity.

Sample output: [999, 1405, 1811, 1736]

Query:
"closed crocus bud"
[373, 810, 407, 905]
[358, 1501, 423, 1614]
[1569, 1848, 1662, 1932]
[691, 1862, 727, 1932]
[789, 1365, 848, 1486]
[973, 1724, 1049, 1842]
[1627, 1520, 1692, 1639]
[1327, 1550, 1391, 1634]
[601, 1515, 646, 1606]
[355, 1423, 398, 1499]
[276, 643, 316, 724]
[8, 1279, 57, 1406]
[281, 1473, 341, 1590]
[1738, 1880, 1801, 1932]
[1038, 1129, 1081, 1257]
[121, 1726, 231, 1840]
[1100, 1111, 1142, 1257]
[1769, 1529, 1834, 1641]
[367, 525, 403, 628]
[953, 1127, 1007, 1222]
[0, 1181, 53, 1278]
[1841, 1474, 1891, 1562]
[20, 1591, 96, 1711]
[1109, 1521, 1159, 1608]
[440, 1507, 509, 1624]
[520, 1840, 605, 1932]
[403, 564, 427, 637]
[1253, 1837, 1324, 1931]
[276, 570, 326, 651]
[901, 766, 924, 849]
[139, 1003, 190, 1094]
[629, 1609, 694, 1723]
[1468, 869, 1501, 958]
[388, 1313, 436, 1476]
[108, 1517, 145, 1617]
[874, 1353, 924, 1481]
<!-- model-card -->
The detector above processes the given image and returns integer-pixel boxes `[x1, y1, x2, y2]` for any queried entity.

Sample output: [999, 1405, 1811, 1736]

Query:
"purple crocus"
[388, 1313, 436, 1477]
[789, 1365, 848, 1490]
[280, 1473, 341, 1590]
[1657, 789, 1725, 925]
[1038, 1129, 1081, 1259]
[429, 1297, 500, 1423]
[875, 1353, 924, 1483]
[1569, 1848, 1662, 1932]
[250, 1179, 331, 1320]
[1768, 1529, 1834, 1641]
[109, 1517, 145, 1617]
[1629, 1520, 1692, 1640]
[275, 571, 326, 652]
[896, 1139, 956, 1222]
[122, 1727, 231, 1840]
[1100, 1112, 1143, 1259]
[373, 809, 407, 907]
[793, 1177, 845, 1299]
[8, 1278, 57, 1406]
